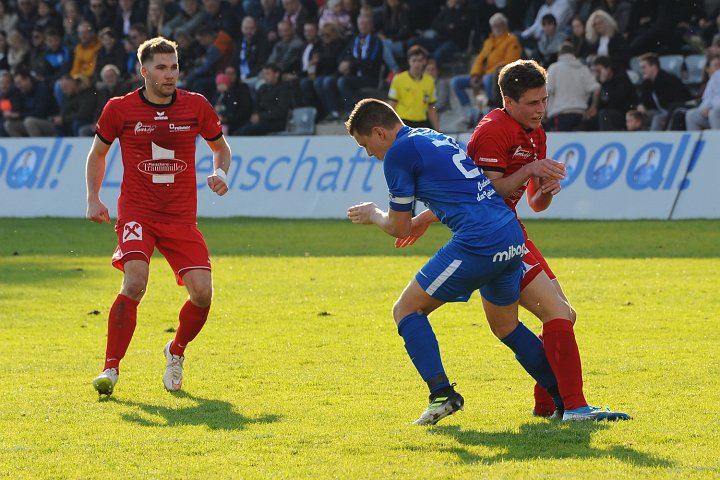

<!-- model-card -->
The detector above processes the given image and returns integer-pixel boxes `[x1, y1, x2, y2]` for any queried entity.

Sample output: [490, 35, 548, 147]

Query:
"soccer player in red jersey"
[85, 37, 231, 396]
[397, 59, 631, 421]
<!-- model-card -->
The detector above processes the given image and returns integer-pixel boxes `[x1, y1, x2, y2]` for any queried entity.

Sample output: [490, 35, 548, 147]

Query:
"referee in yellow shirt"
[388, 46, 440, 131]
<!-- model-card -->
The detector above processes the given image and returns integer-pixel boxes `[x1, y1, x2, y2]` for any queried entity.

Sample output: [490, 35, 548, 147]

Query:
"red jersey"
[96, 88, 223, 224]
[467, 108, 546, 211]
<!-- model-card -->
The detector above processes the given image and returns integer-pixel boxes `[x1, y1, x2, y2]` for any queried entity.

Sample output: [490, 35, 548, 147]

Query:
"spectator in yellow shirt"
[55, 20, 101, 107]
[70, 21, 101, 80]
[451, 12, 521, 126]
[387, 45, 439, 130]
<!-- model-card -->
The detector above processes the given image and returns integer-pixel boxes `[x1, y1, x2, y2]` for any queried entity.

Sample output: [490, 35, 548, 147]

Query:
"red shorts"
[111, 219, 211, 285]
[518, 220, 556, 290]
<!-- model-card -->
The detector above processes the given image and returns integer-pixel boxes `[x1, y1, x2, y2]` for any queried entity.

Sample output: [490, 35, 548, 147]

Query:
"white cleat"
[93, 368, 119, 396]
[163, 341, 184, 391]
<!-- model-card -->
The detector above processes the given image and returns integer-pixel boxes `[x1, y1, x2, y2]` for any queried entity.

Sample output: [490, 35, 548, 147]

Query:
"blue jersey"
[384, 127, 516, 253]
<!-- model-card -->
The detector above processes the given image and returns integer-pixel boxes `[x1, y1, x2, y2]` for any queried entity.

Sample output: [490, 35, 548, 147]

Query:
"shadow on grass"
[110, 391, 281, 430]
[428, 423, 673, 467]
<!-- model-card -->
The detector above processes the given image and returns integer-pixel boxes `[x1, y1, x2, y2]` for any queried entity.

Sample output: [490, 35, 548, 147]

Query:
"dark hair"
[638, 52, 659, 67]
[345, 98, 402, 136]
[130, 22, 148, 36]
[591, 55, 612, 69]
[98, 26, 115, 39]
[195, 24, 217, 37]
[625, 109, 644, 121]
[406, 44, 429, 61]
[559, 41, 574, 55]
[137, 36, 178, 65]
[497, 59, 547, 102]
[541, 14, 556, 26]
[262, 62, 281, 74]
[44, 26, 62, 37]
[13, 69, 32, 80]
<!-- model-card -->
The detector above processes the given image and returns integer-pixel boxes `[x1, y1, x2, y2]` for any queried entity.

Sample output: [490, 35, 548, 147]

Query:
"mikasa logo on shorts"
[492, 243, 525, 263]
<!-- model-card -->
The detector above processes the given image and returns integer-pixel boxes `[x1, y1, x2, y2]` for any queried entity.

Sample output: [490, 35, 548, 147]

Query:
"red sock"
[104, 294, 139, 372]
[533, 334, 557, 416]
[534, 382, 557, 416]
[171, 300, 210, 356]
[542, 319, 587, 410]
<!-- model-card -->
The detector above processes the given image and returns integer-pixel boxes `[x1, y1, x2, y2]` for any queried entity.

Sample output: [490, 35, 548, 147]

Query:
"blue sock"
[501, 321, 561, 405]
[397, 313, 450, 393]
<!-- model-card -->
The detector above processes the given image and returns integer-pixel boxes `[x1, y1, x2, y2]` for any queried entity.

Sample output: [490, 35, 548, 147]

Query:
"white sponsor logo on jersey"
[512, 145, 533, 159]
[169, 123, 192, 132]
[478, 157, 499, 163]
[155, 111, 168, 120]
[476, 178, 497, 202]
[138, 158, 188, 175]
[134, 122, 156, 134]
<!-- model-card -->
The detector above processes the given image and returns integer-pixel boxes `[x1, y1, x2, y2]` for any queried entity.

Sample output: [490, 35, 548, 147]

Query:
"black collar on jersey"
[138, 86, 177, 108]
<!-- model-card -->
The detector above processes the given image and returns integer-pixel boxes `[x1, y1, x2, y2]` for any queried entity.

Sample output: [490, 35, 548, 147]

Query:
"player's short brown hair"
[498, 59, 547, 102]
[345, 98, 402, 136]
[137, 36, 178, 65]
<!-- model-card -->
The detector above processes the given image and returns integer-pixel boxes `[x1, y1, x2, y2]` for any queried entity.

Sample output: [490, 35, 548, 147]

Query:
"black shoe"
[413, 386, 464, 425]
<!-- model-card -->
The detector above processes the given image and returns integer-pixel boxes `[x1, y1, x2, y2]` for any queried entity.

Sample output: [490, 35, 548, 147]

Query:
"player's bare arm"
[206, 135, 231, 196]
[347, 202, 412, 238]
[395, 209, 439, 248]
[85, 135, 112, 224]
[484, 159, 566, 199]
[526, 176, 560, 212]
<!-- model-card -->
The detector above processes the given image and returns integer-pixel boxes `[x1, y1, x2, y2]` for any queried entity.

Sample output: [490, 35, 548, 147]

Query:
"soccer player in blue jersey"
[346, 98, 563, 425]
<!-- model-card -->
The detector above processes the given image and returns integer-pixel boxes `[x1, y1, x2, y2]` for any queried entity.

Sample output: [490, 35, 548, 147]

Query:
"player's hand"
[207, 173, 228, 196]
[86, 199, 110, 224]
[539, 176, 562, 195]
[347, 202, 379, 224]
[394, 216, 431, 248]
[526, 158, 566, 181]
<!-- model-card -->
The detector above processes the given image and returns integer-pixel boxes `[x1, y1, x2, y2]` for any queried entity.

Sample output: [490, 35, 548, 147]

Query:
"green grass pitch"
[1, 218, 719, 479]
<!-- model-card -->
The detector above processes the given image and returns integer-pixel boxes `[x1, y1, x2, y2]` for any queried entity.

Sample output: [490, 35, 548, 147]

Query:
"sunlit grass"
[0, 219, 718, 479]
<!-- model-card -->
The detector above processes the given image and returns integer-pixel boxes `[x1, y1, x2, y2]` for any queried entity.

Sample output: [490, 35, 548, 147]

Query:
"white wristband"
[214, 168, 227, 183]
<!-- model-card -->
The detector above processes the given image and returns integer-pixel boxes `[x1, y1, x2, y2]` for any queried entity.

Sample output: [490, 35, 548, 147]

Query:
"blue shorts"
[415, 222, 525, 306]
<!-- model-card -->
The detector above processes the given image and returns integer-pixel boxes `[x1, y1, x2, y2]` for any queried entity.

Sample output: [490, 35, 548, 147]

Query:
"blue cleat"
[562, 405, 632, 422]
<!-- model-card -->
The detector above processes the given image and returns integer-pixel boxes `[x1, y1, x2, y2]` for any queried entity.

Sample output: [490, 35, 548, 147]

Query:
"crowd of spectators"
[2, 0, 720, 137]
